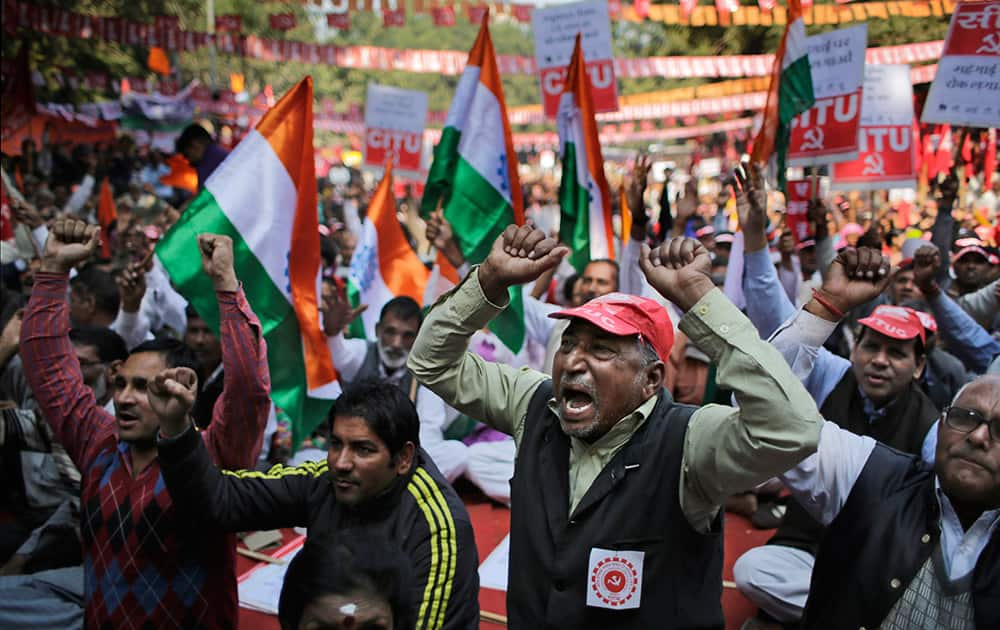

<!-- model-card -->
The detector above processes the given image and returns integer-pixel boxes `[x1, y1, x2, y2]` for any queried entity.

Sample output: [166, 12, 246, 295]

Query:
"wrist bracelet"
[811, 289, 845, 320]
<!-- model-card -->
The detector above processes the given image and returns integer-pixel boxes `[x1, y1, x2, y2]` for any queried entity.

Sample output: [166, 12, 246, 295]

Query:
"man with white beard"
[325, 296, 469, 484]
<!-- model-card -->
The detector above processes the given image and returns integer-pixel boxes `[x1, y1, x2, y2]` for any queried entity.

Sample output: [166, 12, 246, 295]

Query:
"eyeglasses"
[942, 406, 1000, 442]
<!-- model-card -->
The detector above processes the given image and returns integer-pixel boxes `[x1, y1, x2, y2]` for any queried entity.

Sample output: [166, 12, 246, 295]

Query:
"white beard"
[377, 341, 409, 371]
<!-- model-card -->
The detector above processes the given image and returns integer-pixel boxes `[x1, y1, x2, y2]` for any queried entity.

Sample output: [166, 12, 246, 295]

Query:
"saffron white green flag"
[557, 35, 614, 274]
[421, 15, 526, 353]
[751, 0, 815, 190]
[156, 77, 339, 447]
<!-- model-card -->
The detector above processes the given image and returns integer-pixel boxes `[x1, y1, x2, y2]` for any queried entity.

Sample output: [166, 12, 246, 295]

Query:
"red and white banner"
[364, 84, 427, 172]
[268, 13, 296, 31]
[784, 180, 815, 243]
[922, 0, 1000, 127]
[533, 0, 617, 117]
[833, 65, 917, 191]
[789, 24, 868, 166]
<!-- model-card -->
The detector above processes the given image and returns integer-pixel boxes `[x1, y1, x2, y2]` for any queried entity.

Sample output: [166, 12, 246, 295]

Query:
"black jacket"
[158, 425, 479, 630]
[507, 383, 722, 629]
[803, 443, 999, 629]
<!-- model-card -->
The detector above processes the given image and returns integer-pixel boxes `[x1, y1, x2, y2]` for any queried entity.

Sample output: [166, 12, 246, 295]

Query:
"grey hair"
[637, 338, 660, 368]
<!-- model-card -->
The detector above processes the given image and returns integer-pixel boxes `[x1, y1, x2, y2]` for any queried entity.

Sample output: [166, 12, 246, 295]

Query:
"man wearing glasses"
[763, 310, 1000, 627]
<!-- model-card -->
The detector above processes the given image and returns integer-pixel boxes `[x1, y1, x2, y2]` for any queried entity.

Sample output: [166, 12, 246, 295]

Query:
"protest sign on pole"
[833, 64, 916, 191]
[922, 0, 1000, 127]
[364, 83, 428, 173]
[788, 24, 867, 166]
[532, 0, 617, 118]
[784, 179, 815, 243]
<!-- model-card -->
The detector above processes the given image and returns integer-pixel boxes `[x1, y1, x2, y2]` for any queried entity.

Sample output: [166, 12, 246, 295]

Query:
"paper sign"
[364, 83, 428, 172]
[833, 65, 916, 191]
[533, 0, 617, 118]
[586, 548, 644, 610]
[785, 180, 815, 243]
[789, 24, 868, 166]
[922, 0, 1000, 127]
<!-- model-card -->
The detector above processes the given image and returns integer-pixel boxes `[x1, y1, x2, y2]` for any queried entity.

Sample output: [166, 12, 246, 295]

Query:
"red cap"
[912, 310, 937, 334]
[549, 293, 674, 364]
[857, 305, 926, 345]
[952, 245, 991, 264]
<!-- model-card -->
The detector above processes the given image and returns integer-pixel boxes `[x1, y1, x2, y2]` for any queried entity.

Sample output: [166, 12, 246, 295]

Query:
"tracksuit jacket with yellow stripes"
[158, 424, 479, 630]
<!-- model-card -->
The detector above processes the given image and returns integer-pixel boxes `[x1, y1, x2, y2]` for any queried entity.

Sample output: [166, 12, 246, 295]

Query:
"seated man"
[407, 165, 830, 628]
[19, 220, 271, 629]
[154, 380, 480, 630]
[769, 325, 1000, 628]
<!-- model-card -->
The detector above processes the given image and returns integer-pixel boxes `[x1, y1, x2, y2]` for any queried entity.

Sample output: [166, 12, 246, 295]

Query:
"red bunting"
[467, 4, 488, 24]
[634, 0, 652, 19]
[511, 4, 533, 23]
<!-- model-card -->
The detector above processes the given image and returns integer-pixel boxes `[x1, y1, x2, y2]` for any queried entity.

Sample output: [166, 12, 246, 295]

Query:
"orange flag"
[159, 153, 198, 194]
[97, 177, 117, 259]
[147, 47, 171, 75]
[620, 185, 632, 245]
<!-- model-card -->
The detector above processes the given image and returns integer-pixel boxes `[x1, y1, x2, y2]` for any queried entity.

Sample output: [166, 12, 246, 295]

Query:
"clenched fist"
[810, 247, 892, 320]
[198, 233, 238, 292]
[40, 219, 100, 273]
[148, 367, 199, 437]
[478, 225, 569, 306]
[639, 237, 715, 312]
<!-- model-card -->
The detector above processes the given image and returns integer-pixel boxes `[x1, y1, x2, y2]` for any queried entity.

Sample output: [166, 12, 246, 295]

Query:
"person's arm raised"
[19, 219, 116, 469]
[196, 234, 272, 470]
[638, 237, 823, 532]
[408, 225, 567, 445]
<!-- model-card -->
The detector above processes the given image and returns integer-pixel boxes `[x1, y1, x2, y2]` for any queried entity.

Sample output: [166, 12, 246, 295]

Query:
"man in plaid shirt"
[20, 219, 272, 629]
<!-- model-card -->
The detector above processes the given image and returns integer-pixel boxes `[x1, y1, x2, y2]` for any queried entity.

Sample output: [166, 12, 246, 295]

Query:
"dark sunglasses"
[942, 406, 999, 442]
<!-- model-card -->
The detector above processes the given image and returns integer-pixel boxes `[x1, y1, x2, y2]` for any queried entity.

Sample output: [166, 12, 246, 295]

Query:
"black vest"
[802, 443, 1000, 629]
[769, 373, 938, 554]
[507, 382, 723, 629]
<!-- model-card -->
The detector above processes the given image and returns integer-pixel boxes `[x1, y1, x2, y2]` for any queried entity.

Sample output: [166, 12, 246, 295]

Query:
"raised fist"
[148, 367, 198, 437]
[733, 162, 768, 252]
[478, 224, 569, 305]
[117, 260, 148, 314]
[911, 244, 942, 296]
[198, 233, 238, 292]
[638, 237, 716, 312]
[815, 247, 892, 317]
[626, 154, 652, 225]
[41, 219, 100, 273]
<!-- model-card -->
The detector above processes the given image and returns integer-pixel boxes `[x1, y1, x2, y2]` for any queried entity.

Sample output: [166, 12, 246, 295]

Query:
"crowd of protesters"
[1, 123, 999, 629]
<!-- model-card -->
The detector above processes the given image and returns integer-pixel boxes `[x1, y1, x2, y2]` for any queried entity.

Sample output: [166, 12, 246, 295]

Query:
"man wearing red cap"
[409, 213, 827, 626]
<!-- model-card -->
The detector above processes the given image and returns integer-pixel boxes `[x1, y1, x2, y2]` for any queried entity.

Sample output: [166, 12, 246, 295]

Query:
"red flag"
[432, 6, 456, 27]
[215, 15, 242, 32]
[383, 8, 406, 28]
[269, 13, 296, 31]
[97, 177, 117, 259]
[934, 124, 953, 177]
[327, 13, 350, 30]
[1, 45, 35, 139]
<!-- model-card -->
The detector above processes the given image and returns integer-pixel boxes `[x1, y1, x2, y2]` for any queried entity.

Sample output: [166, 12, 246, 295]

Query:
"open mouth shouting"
[559, 382, 597, 423]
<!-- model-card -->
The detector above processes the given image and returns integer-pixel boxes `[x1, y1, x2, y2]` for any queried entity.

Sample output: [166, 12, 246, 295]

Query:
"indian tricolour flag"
[156, 77, 338, 446]
[347, 161, 430, 339]
[421, 13, 526, 353]
[751, 0, 814, 190]
[557, 35, 614, 274]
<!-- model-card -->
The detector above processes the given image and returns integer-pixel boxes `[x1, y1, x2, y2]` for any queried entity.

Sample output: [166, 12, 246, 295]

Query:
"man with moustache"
[407, 164, 836, 628]
[18, 219, 271, 629]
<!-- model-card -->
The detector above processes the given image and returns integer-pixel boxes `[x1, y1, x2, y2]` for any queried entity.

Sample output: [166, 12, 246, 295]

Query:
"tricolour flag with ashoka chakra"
[557, 34, 614, 275]
[156, 77, 339, 447]
[421, 12, 526, 353]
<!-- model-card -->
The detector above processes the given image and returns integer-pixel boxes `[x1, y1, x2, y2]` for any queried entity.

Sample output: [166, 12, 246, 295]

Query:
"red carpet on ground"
[237, 493, 770, 629]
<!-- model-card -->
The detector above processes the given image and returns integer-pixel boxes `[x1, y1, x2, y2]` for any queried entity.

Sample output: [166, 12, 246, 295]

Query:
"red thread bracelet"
[811, 289, 845, 319]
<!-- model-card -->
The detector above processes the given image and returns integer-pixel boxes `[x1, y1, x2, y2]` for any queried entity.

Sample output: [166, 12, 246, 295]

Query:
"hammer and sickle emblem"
[801, 127, 825, 151]
[862, 153, 885, 176]
[977, 33, 1000, 54]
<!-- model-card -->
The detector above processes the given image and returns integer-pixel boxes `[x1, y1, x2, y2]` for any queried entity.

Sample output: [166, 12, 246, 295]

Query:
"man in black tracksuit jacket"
[153, 380, 479, 630]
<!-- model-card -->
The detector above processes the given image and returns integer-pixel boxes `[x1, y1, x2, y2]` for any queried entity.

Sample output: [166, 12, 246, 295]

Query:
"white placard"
[364, 83, 428, 172]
